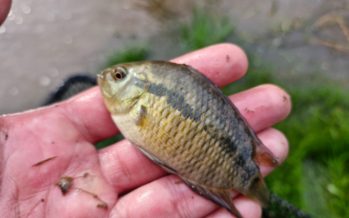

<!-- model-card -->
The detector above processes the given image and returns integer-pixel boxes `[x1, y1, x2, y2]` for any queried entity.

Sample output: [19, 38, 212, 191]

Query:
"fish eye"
[111, 67, 127, 81]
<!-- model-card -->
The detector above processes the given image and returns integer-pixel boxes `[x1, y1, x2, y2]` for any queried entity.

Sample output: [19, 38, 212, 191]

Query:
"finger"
[231, 84, 291, 132]
[172, 43, 248, 86]
[254, 128, 289, 174]
[112, 167, 265, 218]
[57, 43, 248, 143]
[206, 196, 262, 218]
[110, 175, 216, 218]
[98, 140, 165, 194]
[58, 87, 119, 142]
[99, 85, 290, 192]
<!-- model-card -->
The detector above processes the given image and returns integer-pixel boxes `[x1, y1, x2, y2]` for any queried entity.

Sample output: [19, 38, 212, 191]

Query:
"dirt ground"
[0, 0, 348, 114]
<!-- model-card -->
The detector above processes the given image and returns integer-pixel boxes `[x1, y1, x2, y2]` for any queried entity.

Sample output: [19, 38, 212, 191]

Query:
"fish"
[97, 61, 278, 218]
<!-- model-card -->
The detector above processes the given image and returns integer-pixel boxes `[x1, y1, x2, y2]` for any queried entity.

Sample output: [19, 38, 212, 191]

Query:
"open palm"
[0, 44, 290, 218]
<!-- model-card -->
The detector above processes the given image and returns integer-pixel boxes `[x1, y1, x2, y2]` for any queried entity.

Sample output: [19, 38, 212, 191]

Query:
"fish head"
[98, 62, 149, 114]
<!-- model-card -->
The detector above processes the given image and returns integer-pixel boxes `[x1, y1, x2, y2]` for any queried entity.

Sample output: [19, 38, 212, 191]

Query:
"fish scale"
[140, 93, 232, 186]
[98, 61, 278, 218]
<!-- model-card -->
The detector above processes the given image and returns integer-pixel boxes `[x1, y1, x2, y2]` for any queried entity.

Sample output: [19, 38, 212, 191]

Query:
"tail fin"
[266, 193, 311, 218]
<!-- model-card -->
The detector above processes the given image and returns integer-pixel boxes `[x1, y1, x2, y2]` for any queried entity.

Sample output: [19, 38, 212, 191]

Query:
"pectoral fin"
[135, 105, 147, 127]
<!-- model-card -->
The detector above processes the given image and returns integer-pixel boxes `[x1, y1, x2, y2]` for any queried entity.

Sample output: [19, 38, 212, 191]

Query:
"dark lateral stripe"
[135, 77, 239, 159]
[135, 78, 201, 121]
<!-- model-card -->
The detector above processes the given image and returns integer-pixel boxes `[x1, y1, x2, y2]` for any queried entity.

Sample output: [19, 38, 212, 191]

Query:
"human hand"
[0, 44, 290, 218]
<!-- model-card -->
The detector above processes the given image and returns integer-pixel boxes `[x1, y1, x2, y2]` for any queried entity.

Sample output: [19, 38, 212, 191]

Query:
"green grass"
[98, 8, 349, 218]
[272, 86, 349, 218]
[180, 8, 234, 50]
[102, 45, 148, 69]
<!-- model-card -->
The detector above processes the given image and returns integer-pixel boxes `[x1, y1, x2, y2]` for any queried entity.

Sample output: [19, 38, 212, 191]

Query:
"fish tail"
[266, 193, 311, 218]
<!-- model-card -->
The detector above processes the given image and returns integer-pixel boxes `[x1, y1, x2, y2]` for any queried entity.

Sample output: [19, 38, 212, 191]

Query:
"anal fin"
[135, 105, 147, 127]
[182, 179, 243, 218]
[245, 176, 270, 208]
